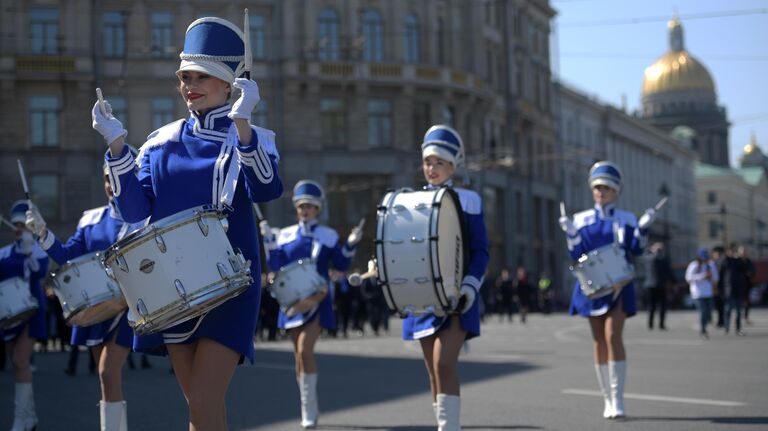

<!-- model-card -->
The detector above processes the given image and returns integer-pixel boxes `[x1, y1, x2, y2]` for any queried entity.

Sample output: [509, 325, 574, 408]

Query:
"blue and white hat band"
[588, 161, 622, 191]
[421, 125, 464, 166]
[10, 200, 29, 224]
[293, 180, 324, 208]
[177, 17, 245, 84]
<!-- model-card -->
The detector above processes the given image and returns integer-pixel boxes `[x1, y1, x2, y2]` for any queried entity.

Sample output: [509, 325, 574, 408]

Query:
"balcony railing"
[16, 55, 76, 73]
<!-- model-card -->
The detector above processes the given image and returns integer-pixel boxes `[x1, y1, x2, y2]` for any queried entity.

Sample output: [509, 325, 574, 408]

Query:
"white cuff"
[461, 275, 482, 291]
[39, 231, 55, 251]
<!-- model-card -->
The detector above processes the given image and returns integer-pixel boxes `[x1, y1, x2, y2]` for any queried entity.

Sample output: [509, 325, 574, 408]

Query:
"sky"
[551, 0, 768, 167]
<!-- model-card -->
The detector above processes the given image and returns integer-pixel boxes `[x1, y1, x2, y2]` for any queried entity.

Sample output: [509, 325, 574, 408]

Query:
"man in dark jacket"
[719, 243, 747, 335]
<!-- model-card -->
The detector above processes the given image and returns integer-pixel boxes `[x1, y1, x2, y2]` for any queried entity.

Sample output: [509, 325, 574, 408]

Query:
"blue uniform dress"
[39, 203, 143, 347]
[0, 241, 49, 342]
[567, 203, 645, 317]
[268, 219, 354, 330]
[105, 103, 283, 362]
[402, 184, 490, 341]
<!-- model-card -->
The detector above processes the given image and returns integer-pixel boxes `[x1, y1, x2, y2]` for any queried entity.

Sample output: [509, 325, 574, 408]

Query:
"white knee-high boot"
[609, 360, 626, 418]
[436, 393, 461, 431]
[99, 401, 128, 431]
[10, 383, 37, 431]
[299, 373, 319, 428]
[432, 401, 439, 424]
[594, 363, 614, 418]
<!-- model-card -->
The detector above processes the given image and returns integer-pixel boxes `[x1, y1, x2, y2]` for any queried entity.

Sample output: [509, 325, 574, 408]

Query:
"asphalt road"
[2, 309, 767, 430]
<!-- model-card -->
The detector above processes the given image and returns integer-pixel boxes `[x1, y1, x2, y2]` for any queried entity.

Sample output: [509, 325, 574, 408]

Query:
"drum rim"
[61, 291, 125, 320]
[428, 186, 468, 314]
[128, 272, 251, 335]
[103, 205, 224, 264]
[375, 188, 403, 315]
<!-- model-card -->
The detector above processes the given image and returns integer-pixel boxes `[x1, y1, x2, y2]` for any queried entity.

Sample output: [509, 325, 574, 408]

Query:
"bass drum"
[375, 187, 466, 317]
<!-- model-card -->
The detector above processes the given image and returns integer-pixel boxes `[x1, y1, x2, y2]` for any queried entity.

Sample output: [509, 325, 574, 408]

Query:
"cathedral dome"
[642, 18, 716, 97]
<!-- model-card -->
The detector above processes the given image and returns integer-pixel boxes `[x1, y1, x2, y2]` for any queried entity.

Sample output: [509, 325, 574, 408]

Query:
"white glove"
[638, 208, 656, 230]
[558, 216, 577, 236]
[228, 78, 261, 120]
[259, 220, 275, 243]
[19, 231, 35, 256]
[458, 285, 477, 314]
[25, 204, 46, 237]
[92, 100, 127, 144]
[346, 225, 363, 248]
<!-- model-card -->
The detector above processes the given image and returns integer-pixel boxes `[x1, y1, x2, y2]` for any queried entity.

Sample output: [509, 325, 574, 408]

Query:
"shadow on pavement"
[316, 425, 542, 430]
[628, 416, 768, 425]
[229, 349, 539, 430]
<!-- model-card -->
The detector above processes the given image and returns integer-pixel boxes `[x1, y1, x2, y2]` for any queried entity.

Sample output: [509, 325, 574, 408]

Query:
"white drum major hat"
[177, 17, 245, 84]
[588, 161, 622, 192]
[9, 200, 29, 224]
[421, 125, 465, 167]
[292, 180, 324, 209]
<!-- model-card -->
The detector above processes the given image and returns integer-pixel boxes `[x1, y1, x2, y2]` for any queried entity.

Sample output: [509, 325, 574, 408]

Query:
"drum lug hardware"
[414, 203, 429, 210]
[196, 214, 210, 236]
[175, 279, 187, 300]
[73, 265, 80, 277]
[106, 281, 117, 294]
[105, 266, 116, 281]
[116, 255, 129, 273]
[81, 290, 90, 302]
[414, 277, 429, 284]
[393, 204, 407, 212]
[154, 233, 167, 253]
[217, 262, 229, 279]
[391, 278, 407, 285]
[137, 299, 149, 319]
[410, 237, 425, 243]
[228, 254, 243, 272]
[219, 217, 229, 232]
[388, 239, 404, 244]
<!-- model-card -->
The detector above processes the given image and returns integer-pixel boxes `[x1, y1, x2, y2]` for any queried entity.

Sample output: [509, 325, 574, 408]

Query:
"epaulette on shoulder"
[137, 119, 185, 166]
[77, 206, 108, 229]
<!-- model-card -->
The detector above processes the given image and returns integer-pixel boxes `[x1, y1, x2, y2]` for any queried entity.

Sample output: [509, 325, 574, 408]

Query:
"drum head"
[285, 288, 327, 317]
[433, 188, 465, 306]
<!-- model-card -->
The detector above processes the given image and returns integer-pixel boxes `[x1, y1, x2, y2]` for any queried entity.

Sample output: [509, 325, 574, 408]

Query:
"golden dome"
[642, 19, 716, 97]
[744, 133, 761, 155]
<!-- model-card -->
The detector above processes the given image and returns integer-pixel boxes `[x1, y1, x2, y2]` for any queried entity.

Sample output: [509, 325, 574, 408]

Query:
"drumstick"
[654, 196, 669, 212]
[243, 9, 251, 80]
[559, 201, 566, 218]
[252, 203, 264, 223]
[355, 217, 366, 231]
[96, 87, 106, 116]
[0, 215, 16, 230]
[17, 160, 31, 202]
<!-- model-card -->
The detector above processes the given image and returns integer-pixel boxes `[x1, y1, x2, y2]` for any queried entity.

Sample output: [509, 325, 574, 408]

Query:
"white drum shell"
[269, 260, 326, 310]
[571, 243, 635, 299]
[0, 277, 39, 330]
[104, 207, 251, 335]
[52, 251, 125, 326]
[376, 188, 464, 316]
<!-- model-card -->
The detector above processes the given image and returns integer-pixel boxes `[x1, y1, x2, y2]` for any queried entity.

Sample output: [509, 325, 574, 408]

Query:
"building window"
[252, 100, 268, 128]
[320, 98, 346, 148]
[250, 14, 267, 60]
[151, 97, 175, 130]
[436, 17, 446, 65]
[29, 8, 59, 54]
[442, 106, 455, 128]
[151, 12, 174, 58]
[29, 96, 59, 147]
[368, 100, 392, 147]
[709, 220, 719, 239]
[103, 11, 126, 57]
[361, 9, 384, 62]
[31, 175, 59, 218]
[403, 13, 420, 64]
[318, 8, 340, 61]
[108, 96, 128, 128]
[413, 102, 431, 144]
[707, 191, 717, 204]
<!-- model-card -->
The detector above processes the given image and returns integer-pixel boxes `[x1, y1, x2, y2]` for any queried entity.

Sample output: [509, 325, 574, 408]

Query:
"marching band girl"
[405, 125, 489, 431]
[1, 201, 49, 431]
[93, 17, 283, 429]
[558, 161, 655, 419]
[260, 180, 362, 428]
[25, 160, 143, 430]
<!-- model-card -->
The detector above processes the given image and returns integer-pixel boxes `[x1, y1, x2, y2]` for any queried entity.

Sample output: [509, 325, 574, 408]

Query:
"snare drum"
[375, 187, 466, 317]
[51, 251, 126, 326]
[570, 243, 635, 299]
[0, 277, 39, 330]
[269, 260, 327, 316]
[103, 206, 252, 335]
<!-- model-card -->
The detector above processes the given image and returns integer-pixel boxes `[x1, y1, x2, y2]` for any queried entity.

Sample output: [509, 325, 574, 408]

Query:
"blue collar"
[424, 179, 454, 190]
[189, 104, 232, 143]
[594, 203, 616, 219]
[299, 219, 319, 236]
